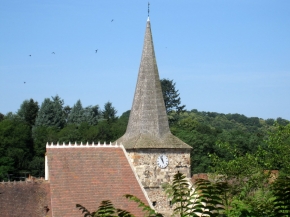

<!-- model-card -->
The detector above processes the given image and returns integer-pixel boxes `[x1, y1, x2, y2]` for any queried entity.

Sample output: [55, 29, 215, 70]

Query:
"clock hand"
[161, 156, 164, 163]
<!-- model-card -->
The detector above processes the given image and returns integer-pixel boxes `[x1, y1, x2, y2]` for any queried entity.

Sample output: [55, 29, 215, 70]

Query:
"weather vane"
[148, 2, 150, 17]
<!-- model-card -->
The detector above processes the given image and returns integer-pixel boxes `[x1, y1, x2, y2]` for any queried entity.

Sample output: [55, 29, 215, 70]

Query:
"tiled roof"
[47, 143, 151, 217]
[0, 181, 51, 217]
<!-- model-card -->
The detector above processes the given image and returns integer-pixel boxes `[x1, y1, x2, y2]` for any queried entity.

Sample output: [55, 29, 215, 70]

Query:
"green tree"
[95, 121, 113, 142]
[67, 100, 85, 125]
[102, 102, 117, 123]
[160, 79, 185, 114]
[17, 99, 39, 127]
[83, 105, 101, 125]
[58, 124, 82, 143]
[209, 142, 276, 216]
[51, 95, 66, 128]
[170, 116, 220, 174]
[34, 98, 54, 127]
[31, 122, 56, 177]
[265, 118, 275, 126]
[0, 113, 4, 122]
[33, 92, 59, 161]
[4, 112, 22, 121]
[33, 126, 58, 157]
[109, 111, 129, 141]
[29, 156, 45, 177]
[66, 100, 100, 126]
[0, 119, 32, 180]
[34, 95, 66, 129]
[276, 117, 290, 126]
[263, 122, 290, 175]
[63, 105, 72, 122]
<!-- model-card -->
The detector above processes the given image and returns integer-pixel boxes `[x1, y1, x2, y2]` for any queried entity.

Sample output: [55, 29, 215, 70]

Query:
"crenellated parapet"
[46, 141, 123, 148]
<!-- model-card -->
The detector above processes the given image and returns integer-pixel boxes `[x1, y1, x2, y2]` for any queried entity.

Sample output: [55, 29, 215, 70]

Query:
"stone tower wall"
[126, 148, 191, 213]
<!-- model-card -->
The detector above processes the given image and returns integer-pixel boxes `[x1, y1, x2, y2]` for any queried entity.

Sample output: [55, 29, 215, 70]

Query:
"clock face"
[157, 154, 168, 168]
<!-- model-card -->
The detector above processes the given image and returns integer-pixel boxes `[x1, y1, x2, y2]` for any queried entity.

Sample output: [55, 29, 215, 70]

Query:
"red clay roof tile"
[47, 146, 150, 217]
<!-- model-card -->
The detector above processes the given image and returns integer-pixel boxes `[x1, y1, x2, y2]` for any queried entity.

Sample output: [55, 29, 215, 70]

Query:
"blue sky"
[1, 0, 289, 120]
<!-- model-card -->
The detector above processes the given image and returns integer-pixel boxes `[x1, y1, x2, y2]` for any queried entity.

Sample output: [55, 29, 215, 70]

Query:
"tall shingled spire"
[126, 18, 169, 137]
[115, 18, 191, 149]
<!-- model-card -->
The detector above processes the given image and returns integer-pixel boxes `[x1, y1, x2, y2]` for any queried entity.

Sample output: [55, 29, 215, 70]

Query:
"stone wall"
[126, 148, 191, 214]
[127, 148, 191, 187]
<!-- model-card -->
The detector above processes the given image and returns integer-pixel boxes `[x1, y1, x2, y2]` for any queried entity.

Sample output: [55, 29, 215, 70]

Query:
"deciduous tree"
[0, 119, 32, 180]
[263, 122, 290, 175]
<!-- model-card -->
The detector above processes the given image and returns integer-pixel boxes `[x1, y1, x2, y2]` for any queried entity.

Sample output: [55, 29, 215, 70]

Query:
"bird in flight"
[24, 82, 26, 84]
[111, 19, 114, 22]
[95, 49, 98, 53]
[29, 55, 31, 57]
[52, 52, 55, 54]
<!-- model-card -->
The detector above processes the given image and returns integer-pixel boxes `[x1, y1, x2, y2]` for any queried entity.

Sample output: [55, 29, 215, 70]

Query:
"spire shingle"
[116, 19, 191, 149]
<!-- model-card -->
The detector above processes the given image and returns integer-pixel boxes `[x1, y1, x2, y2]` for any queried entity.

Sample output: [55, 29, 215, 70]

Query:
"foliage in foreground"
[163, 171, 225, 217]
[76, 171, 290, 217]
[272, 176, 290, 216]
[77, 172, 226, 217]
[76, 200, 134, 217]
[207, 122, 290, 216]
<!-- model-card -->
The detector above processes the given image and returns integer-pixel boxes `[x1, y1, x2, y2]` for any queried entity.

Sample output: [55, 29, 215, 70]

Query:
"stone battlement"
[46, 141, 123, 148]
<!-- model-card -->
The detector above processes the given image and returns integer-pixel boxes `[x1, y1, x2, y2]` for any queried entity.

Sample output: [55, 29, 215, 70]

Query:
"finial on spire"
[148, 2, 150, 17]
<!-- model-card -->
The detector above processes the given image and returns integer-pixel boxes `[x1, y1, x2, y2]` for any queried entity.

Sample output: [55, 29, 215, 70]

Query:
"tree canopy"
[0, 80, 289, 185]
[102, 101, 117, 123]
[0, 118, 32, 180]
[17, 99, 39, 127]
[160, 78, 185, 114]
[34, 96, 66, 129]
[67, 100, 85, 125]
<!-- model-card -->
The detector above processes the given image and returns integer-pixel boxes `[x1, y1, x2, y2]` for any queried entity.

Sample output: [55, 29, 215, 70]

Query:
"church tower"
[115, 17, 192, 213]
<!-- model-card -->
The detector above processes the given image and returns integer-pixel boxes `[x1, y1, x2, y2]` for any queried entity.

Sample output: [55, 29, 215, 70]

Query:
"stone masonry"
[127, 148, 191, 214]
[127, 149, 191, 187]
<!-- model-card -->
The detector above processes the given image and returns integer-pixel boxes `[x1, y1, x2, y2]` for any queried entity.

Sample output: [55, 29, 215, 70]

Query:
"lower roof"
[47, 145, 150, 217]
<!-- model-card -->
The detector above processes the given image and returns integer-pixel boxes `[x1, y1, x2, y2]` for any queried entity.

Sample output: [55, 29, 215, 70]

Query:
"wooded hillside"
[0, 95, 289, 180]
